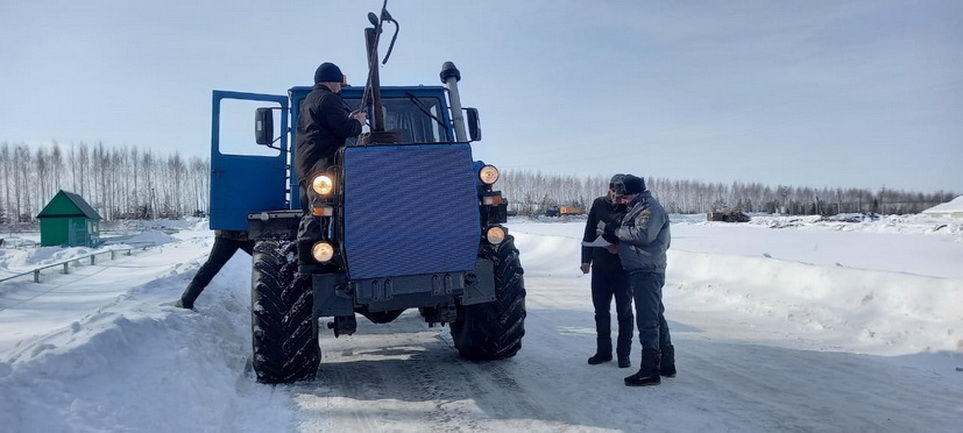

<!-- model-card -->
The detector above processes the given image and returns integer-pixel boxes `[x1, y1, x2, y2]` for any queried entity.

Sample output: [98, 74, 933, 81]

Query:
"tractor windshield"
[344, 97, 450, 143]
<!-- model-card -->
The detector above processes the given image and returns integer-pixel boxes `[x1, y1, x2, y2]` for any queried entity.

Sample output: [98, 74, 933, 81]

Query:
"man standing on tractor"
[602, 174, 676, 386]
[295, 62, 367, 209]
[581, 174, 634, 369]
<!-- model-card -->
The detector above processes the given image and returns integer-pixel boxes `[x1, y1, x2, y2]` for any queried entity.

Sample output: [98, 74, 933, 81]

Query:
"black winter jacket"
[295, 84, 363, 180]
[581, 195, 627, 271]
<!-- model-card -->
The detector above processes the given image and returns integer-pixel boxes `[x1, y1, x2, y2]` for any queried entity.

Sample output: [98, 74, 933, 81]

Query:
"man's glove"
[602, 221, 620, 244]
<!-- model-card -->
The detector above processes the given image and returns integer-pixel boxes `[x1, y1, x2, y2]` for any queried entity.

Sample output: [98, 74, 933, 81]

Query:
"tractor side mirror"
[465, 108, 481, 142]
[255, 107, 274, 145]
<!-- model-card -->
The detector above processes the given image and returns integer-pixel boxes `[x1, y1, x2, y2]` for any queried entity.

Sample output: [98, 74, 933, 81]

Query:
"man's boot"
[176, 284, 202, 310]
[624, 349, 661, 386]
[660, 344, 676, 377]
[587, 339, 612, 365]
[617, 354, 631, 368]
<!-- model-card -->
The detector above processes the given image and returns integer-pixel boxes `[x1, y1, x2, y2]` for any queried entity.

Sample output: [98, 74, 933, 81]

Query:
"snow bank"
[0, 246, 97, 274]
[103, 218, 199, 233]
[923, 195, 963, 216]
[668, 250, 963, 354]
[746, 213, 963, 236]
[510, 222, 963, 355]
[121, 230, 179, 246]
[0, 259, 292, 433]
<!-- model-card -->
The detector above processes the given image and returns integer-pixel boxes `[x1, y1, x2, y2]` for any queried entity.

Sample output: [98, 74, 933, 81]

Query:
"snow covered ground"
[0, 216, 961, 432]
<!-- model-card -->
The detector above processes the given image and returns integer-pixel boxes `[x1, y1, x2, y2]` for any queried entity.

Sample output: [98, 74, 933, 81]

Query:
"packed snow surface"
[0, 217, 961, 432]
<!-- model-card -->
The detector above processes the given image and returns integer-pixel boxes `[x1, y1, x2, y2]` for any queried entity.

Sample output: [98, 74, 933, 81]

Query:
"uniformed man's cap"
[613, 174, 645, 195]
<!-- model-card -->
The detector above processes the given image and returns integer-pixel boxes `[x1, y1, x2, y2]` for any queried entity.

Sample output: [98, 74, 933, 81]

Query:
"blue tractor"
[209, 4, 525, 383]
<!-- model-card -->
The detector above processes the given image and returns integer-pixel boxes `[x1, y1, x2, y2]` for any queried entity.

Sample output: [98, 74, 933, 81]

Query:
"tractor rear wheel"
[251, 240, 320, 383]
[451, 235, 526, 360]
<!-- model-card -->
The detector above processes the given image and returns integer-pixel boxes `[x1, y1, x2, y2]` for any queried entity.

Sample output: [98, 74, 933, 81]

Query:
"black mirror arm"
[261, 127, 289, 152]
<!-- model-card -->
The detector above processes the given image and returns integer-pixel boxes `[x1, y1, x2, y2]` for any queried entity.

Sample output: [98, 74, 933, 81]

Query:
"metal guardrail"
[0, 243, 154, 284]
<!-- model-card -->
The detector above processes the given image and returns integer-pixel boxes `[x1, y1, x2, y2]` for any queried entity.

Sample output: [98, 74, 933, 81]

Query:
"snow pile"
[745, 213, 963, 236]
[103, 218, 199, 234]
[0, 256, 292, 433]
[0, 246, 97, 274]
[922, 195, 963, 217]
[668, 249, 963, 354]
[120, 230, 179, 246]
[511, 221, 963, 354]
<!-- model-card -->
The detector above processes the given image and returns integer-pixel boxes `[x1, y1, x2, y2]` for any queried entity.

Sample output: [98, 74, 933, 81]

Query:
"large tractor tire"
[451, 235, 526, 360]
[251, 240, 320, 383]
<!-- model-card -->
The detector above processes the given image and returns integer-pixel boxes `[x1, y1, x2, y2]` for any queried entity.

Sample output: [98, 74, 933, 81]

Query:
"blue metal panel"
[210, 90, 289, 230]
[342, 143, 480, 279]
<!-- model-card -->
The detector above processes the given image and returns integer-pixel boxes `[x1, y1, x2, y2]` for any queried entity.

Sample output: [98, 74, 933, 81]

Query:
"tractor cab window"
[344, 97, 449, 143]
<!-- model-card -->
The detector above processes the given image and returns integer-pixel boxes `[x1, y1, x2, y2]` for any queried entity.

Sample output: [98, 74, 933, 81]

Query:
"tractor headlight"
[486, 226, 506, 245]
[312, 175, 334, 196]
[479, 165, 499, 185]
[311, 241, 335, 263]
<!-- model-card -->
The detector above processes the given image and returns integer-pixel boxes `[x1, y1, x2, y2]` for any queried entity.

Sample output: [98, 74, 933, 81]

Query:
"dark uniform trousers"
[630, 271, 672, 351]
[592, 264, 634, 358]
[181, 236, 255, 306]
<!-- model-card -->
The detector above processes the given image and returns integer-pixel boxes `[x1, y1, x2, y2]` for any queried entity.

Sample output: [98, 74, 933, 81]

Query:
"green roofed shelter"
[37, 190, 103, 247]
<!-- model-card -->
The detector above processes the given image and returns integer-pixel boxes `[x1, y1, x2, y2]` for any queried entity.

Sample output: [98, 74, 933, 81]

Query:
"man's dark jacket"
[582, 196, 627, 272]
[295, 84, 363, 180]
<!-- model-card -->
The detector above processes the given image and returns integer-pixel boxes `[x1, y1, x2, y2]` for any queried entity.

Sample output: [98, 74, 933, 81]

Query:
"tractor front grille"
[342, 143, 480, 280]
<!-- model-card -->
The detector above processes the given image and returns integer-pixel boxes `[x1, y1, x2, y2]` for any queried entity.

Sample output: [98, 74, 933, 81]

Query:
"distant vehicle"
[544, 206, 583, 217]
[707, 210, 751, 223]
[560, 206, 584, 216]
[208, 2, 525, 383]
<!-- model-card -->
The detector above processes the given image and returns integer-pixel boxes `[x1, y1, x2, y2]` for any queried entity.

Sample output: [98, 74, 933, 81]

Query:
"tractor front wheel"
[450, 235, 526, 360]
[251, 240, 320, 383]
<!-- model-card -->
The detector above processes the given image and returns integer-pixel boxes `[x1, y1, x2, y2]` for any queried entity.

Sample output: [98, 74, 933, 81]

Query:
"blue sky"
[1, 0, 961, 192]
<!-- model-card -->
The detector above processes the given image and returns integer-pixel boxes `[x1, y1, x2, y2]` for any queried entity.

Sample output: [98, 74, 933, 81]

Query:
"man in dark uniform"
[603, 174, 675, 386]
[581, 174, 634, 368]
[295, 61, 367, 209]
[176, 230, 254, 309]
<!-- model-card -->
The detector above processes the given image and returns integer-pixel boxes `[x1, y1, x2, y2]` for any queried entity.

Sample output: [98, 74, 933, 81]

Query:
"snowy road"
[1, 220, 961, 432]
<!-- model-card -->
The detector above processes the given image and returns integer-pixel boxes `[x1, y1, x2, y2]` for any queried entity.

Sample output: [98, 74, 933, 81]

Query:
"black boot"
[617, 354, 631, 368]
[624, 349, 661, 386]
[660, 344, 676, 377]
[588, 339, 612, 365]
[176, 284, 202, 310]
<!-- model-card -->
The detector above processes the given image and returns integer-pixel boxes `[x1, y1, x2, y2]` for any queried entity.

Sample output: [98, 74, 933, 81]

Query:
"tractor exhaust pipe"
[440, 62, 468, 142]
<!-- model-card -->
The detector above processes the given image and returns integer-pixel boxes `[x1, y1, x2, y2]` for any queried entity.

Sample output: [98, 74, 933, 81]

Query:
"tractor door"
[210, 90, 289, 230]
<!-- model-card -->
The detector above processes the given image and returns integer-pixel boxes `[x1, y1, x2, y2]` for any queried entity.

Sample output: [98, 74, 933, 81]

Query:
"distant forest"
[0, 142, 209, 224]
[0, 142, 955, 225]
[500, 170, 956, 216]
